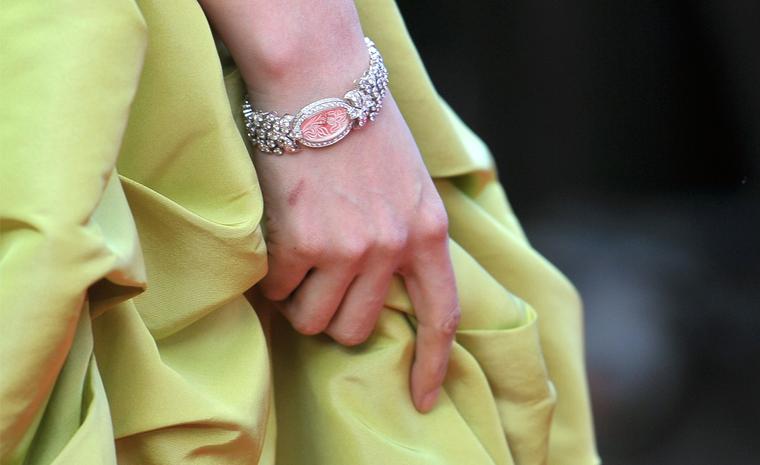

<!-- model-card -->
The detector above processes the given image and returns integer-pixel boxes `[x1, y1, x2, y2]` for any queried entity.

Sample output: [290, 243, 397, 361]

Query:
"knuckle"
[365, 292, 387, 311]
[257, 272, 289, 301]
[294, 237, 323, 259]
[375, 228, 408, 255]
[259, 284, 289, 302]
[291, 316, 329, 336]
[436, 307, 461, 338]
[335, 331, 369, 347]
[288, 301, 332, 336]
[335, 239, 369, 263]
[416, 203, 450, 243]
[332, 326, 372, 347]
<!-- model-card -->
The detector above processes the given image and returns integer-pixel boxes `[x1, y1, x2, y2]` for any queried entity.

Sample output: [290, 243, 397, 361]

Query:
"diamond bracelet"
[241, 37, 389, 155]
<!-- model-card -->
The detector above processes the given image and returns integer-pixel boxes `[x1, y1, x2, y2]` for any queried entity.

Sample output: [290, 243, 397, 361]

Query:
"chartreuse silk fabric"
[0, 0, 600, 464]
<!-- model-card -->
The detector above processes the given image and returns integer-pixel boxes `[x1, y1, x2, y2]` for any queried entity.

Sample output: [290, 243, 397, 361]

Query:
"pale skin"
[198, 0, 460, 413]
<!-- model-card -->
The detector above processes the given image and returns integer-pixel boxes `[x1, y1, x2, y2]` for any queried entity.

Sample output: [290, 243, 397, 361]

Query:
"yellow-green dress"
[0, 1, 600, 464]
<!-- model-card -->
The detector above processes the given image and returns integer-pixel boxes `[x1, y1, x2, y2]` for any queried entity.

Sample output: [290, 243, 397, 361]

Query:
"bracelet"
[242, 37, 389, 155]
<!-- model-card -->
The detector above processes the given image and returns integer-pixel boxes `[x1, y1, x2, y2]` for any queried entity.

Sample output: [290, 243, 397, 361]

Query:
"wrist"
[243, 35, 369, 115]
[199, 0, 368, 111]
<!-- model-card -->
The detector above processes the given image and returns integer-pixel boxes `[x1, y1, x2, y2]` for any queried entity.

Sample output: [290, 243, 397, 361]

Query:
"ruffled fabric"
[0, 0, 598, 464]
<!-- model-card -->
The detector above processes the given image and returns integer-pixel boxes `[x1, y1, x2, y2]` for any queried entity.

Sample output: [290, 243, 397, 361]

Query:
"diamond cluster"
[242, 37, 389, 155]
[353, 37, 389, 126]
[241, 105, 297, 155]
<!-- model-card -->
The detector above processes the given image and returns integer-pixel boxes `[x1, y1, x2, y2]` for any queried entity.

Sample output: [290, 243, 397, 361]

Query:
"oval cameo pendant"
[293, 98, 355, 148]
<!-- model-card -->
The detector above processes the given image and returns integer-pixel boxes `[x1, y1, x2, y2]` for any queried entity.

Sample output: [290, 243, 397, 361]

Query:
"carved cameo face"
[293, 98, 355, 148]
[300, 108, 350, 144]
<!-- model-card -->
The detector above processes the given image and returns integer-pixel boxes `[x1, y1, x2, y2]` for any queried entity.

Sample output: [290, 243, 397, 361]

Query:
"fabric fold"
[1, 1, 148, 462]
[0, 0, 599, 464]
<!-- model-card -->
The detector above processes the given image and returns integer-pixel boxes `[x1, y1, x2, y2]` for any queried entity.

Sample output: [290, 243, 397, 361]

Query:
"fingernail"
[420, 387, 441, 413]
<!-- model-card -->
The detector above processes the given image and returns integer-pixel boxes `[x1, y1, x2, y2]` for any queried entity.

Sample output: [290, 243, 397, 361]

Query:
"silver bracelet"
[242, 37, 389, 155]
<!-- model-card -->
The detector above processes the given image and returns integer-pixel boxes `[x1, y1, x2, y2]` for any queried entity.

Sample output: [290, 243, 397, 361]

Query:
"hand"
[196, 0, 460, 413]
[253, 93, 460, 414]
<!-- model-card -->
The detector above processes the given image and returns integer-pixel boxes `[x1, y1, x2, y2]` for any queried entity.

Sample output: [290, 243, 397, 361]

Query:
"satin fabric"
[0, 1, 599, 464]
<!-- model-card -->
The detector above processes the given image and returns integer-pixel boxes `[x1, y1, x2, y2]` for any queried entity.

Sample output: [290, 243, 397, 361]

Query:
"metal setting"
[242, 37, 389, 155]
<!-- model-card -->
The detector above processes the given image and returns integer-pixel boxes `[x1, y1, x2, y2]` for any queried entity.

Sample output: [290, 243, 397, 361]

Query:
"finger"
[324, 260, 396, 346]
[403, 241, 460, 413]
[257, 251, 311, 301]
[281, 266, 357, 336]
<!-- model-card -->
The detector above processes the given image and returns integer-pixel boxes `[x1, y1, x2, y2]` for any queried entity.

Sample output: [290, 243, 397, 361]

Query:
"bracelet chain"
[242, 37, 389, 155]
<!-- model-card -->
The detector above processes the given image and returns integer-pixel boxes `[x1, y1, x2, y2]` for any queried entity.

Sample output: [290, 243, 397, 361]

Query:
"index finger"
[403, 240, 460, 413]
